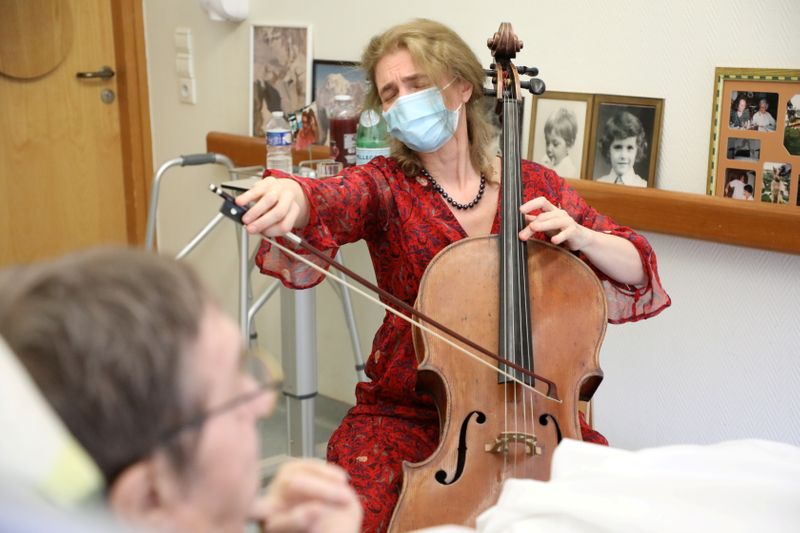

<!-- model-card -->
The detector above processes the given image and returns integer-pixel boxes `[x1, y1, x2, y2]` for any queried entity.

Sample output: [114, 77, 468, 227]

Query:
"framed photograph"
[760, 162, 792, 204]
[722, 167, 757, 201]
[586, 94, 664, 188]
[527, 91, 593, 179]
[249, 23, 312, 138]
[706, 67, 800, 204]
[312, 60, 367, 145]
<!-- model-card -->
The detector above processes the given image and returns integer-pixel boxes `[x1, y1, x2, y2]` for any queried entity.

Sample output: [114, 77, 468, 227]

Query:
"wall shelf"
[206, 132, 800, 255]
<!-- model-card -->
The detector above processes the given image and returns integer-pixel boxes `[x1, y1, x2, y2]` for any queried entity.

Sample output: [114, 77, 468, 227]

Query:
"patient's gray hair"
[0, 247, 213, 485]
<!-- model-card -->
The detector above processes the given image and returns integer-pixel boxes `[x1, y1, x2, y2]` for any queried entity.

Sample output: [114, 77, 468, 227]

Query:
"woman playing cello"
[236, 18, 670, 532]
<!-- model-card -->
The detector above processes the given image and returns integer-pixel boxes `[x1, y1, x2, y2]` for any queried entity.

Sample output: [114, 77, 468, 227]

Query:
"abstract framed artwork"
[249, 23, 312, 137]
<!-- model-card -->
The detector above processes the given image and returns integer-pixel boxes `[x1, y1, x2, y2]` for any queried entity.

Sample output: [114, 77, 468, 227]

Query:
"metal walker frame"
[145, 152, 367, 458]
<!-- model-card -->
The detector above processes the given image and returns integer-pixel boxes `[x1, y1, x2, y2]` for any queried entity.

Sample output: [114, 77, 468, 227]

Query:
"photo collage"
[710, 71, 800, 207]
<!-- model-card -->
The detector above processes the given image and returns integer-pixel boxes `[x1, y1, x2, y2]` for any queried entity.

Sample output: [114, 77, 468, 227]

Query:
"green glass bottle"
[355, 109, 390, 165]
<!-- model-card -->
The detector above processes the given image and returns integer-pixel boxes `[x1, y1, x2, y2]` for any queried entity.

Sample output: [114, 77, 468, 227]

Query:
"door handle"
[76, 66, 115, 80]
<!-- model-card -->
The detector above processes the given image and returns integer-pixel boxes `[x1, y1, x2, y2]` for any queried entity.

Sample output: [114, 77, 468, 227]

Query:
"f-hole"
[435, 411, 486, 485]
[539, 413, 563, 443]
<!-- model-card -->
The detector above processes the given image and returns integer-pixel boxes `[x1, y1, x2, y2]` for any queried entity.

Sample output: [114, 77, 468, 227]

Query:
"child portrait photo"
[528, 92, 593, 180]
[587, 95, 663, 188]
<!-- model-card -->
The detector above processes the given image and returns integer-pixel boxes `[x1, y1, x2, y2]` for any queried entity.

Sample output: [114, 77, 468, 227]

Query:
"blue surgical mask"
[382, 81, 461, 153]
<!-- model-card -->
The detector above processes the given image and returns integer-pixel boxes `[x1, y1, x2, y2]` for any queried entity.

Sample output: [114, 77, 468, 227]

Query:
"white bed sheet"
[415, 437, 800, 533]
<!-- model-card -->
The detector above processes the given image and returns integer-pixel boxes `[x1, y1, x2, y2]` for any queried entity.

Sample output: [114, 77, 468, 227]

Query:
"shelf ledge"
[206, 131, 800, 254]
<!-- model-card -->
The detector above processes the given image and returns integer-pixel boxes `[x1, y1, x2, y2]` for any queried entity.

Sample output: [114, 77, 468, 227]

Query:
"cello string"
[502, 90, 535, 475]
[506, 82, 539, 476]
[263, 234, 561, 404]
[516, 99, 537, 448]
[508, 96, 522, 474]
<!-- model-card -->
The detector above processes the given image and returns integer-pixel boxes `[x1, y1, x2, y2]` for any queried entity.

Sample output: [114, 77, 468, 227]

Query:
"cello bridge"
[484, 432, 542, 456]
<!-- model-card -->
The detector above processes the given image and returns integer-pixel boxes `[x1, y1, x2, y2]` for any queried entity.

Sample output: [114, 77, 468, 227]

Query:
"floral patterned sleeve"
[254, 159, 394, 289]
[546, 167, 671, 324]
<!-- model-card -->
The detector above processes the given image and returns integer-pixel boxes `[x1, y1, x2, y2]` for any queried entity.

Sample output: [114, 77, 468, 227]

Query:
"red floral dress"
[256, 157, 671, 532]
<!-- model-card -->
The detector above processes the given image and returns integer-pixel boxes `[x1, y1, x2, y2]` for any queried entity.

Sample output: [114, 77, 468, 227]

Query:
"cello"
[385, 22, 609, 531]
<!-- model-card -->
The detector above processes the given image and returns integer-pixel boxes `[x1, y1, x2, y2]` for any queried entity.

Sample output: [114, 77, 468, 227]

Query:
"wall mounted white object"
[199, 0, 249, 22]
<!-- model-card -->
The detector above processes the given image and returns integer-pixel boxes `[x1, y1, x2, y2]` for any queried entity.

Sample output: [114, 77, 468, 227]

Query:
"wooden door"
[0, 0, 150, 266]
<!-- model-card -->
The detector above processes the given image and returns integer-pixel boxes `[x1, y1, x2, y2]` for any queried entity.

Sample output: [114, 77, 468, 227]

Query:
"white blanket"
[418, 438, 800, 533]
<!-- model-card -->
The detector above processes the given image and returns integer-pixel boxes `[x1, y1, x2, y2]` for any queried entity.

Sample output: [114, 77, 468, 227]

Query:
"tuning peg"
[516, 65, 540, 76]
[521, 78, 546, 95]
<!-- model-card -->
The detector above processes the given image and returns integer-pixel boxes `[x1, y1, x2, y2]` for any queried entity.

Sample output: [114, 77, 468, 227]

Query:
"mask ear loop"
[440, 77, 458, 91]
[439, 77, 463, 135]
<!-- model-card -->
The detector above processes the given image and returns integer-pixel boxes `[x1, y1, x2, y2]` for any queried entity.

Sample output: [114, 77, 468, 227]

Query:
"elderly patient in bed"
[418, 437, 800, 533]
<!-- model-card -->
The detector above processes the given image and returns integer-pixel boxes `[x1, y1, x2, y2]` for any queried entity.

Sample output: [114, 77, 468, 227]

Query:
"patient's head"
[0, 247, 276, 532]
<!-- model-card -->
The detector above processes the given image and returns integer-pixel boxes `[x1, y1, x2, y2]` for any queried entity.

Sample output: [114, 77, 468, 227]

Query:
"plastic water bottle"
[356, 109, 390, 165]
[265, 111, 293, 173]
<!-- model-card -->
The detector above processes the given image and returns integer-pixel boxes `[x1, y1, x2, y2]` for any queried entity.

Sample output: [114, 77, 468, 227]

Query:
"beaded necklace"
[420, 168, 486, 210]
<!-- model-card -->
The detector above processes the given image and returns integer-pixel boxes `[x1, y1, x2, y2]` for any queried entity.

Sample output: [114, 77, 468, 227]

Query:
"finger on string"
[535, 218, 570, 235]
[531, 210, 564, 223]
[518, 224, 535, 241]
[550, 227, 570, 246]
[519, 196, 555, 214]
[521, 214, 561, 236]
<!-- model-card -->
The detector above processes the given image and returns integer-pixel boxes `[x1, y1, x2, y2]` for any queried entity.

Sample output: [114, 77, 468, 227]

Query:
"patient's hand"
[250, 458, 362, 533]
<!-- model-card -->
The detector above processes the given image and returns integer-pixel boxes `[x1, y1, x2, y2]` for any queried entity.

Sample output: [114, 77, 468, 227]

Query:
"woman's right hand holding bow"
[236, 176, 310, 237]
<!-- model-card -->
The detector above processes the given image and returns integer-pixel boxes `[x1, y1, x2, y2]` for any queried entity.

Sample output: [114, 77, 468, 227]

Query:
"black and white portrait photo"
[528, 92, 593, 180]
[588, 96, 663, 188]
[250, 24, 312, 137]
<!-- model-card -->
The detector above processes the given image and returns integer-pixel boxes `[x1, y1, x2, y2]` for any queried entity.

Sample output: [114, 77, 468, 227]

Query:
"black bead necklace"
[420, 168, 486, 210]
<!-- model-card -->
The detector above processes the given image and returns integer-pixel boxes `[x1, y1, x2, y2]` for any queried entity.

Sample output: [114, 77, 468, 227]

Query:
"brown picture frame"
[527, 91, 594, 180]
[706, 67, 800, 206]
[586, 94, 664, 188]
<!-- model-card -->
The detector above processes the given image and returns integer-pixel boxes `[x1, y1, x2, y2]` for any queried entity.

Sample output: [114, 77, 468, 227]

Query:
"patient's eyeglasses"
[108, 349, 283, 485]
[158, 349, 283, 443]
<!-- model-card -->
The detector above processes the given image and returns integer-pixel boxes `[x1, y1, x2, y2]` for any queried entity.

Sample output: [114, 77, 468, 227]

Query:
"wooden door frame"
[111, 0, 152, 245]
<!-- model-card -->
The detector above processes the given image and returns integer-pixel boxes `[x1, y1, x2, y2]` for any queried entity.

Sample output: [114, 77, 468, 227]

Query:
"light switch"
[176, 53, 194, 78]
[174, 27, 193, 54]
[178, 77, 197, 104]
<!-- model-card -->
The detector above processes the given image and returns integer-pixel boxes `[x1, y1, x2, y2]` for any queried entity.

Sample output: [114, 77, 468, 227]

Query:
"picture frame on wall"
[527, 91, 594, 180]
[586, 94, 664, 188]
[249, 23, 312, 138]
[311, 59, 367, 145]
[706, 67, 800, 205]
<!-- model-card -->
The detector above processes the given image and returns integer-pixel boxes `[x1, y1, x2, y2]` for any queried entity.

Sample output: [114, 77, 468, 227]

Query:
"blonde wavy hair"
[360, 19, 498, 180]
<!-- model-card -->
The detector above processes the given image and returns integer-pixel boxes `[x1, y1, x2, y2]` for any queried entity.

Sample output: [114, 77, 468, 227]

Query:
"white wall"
[143, 0, 800, 448]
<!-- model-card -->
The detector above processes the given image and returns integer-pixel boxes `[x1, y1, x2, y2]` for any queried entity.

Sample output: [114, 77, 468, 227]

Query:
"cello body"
[387, 235, 607, 532]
